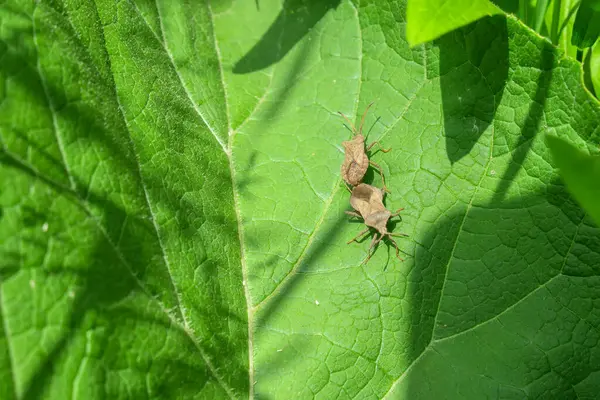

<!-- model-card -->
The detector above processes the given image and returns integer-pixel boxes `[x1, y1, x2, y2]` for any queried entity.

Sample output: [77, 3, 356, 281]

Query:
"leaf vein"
[0, 291, 18, 399]
[81, 2, 238, 397]
[434, 275, 561, 344]
[32, 5, 225, 397]
[128, 0, 227, 153]
[206, 2, 255, 396]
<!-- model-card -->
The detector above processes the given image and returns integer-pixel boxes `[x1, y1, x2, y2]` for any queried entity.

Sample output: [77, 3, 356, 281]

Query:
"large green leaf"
[1, 1, 600, 399]
[547, 135, 600, 227]
[406, 0, 502, 46]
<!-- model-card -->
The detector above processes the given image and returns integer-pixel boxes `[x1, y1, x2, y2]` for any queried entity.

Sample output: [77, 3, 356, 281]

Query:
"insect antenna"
[338, 111, 357, 134]
[364, 116, 381, 141]
[358, 102, 375, 135]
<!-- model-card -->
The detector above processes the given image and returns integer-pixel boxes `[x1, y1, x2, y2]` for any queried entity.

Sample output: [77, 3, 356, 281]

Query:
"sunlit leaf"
[407, 0, 502, 46]
[1, 1, 600, 399]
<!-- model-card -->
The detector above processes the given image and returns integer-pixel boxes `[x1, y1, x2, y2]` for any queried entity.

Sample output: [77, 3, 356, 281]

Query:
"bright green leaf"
[546, 135, 600, 226]
[1, 1, 600, 399]
[407, 0, 502, 46]
[591, 40, 600, 93]
[547, 0, 581, 57]
[534, 0, 551, 32]
[572, 0, 600, 48]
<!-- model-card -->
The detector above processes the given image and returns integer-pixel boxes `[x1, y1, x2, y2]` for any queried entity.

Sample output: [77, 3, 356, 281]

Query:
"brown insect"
[339, 102, 391, 192]
[345, 183, 407, 263]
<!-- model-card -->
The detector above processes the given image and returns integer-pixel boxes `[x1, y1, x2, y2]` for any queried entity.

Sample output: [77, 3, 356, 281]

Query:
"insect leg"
[361, 233, 381, 265]
[391, 208, 404, 217]
[387, 236, 405, 262]
[342, 181, 353, 193]
[345, 210, 363, 219]
[390, 232, 409, 237]
[362, 233, 381, 264]
[366, 141, 391, 153]
[368, 160, 389, 193]
[347, 227, 370, 244]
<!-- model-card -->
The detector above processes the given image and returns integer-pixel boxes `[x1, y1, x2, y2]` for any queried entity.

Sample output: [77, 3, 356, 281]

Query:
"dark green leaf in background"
[1, 0, 600, 399]
[572, 0, 600, 48]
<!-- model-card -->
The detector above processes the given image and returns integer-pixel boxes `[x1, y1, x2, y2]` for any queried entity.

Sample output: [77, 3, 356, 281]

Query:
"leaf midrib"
[202, 1, 256, 398]
[131, 0, 261, 395]
[115, 0, 240, 397]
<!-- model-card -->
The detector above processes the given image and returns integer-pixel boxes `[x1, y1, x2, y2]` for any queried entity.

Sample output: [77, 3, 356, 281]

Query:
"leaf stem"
[557, 0, 582, 44]
[519, 0, 529, 26]
[534, 0, 550, 33]
[550, 0, 562, 43]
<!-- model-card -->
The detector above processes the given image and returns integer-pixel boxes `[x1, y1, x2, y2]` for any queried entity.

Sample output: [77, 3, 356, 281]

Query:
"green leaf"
[534, 0, 551, 32]
[547, 0, 581, 57]
[572, 0, 600, 48]
[546, 135, 600, 226]
[407, 0, 502, 46]
[591, 40, 600, 93]
[1, 1, 600, 399]
[583, 45, 598, 96]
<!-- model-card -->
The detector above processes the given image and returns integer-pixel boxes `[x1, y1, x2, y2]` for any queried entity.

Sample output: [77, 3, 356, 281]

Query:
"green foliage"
[1, 0, 600, 399]
[592, 41, 600, 93]
[572, 0, 600, 48]
[406, 0, 502, 46]
[534, 0, 551, 32]
[546, 0, 580, 57]
[547, 135, 600, 226]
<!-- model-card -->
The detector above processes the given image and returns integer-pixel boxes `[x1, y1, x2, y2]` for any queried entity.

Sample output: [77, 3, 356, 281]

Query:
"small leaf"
[534, 0, 550, 32]
[546, 135, 600, 226]
[591, 41, 600, 94]
[571, 0, 600, 48]
[406, 0, 502, 46]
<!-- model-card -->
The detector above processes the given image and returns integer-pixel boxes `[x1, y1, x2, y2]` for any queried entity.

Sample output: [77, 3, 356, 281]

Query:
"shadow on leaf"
[0, 10, 247, 398]
[438, 15, 509, 164]
[492, 42, 555, 202]
[233, 0, 341, 74]
[400, 176, 595, 398]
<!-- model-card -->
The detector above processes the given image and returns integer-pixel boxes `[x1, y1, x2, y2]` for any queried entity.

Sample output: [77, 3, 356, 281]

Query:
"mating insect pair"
[339, 103, 407, 263]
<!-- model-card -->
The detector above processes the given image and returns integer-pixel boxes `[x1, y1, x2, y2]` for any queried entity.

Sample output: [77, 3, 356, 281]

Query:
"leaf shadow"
[401, 177, 590, 397]
[438, 15, 509, 164]
[0, 158, 235, 398]
[232, 0, 341, 74]
[492, 43, 555, 203]
[260, 32, 312, 121]
[1, 20, 248, 397]
[236, 150, 263, 196]
[17, 242, 145, 399]
[0, 28, 140, 192]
